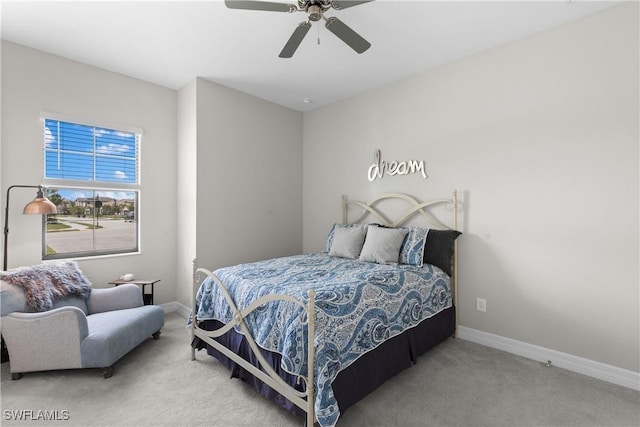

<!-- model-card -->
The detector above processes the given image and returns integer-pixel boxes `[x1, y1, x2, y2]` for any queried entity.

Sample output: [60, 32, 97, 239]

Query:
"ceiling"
[1, 0, 620, 112]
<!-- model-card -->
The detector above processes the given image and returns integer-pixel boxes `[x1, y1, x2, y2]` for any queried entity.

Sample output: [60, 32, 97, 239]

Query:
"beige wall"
[175, 78, 304, 309]
[176, 79, 198, 310]
[302, 3, 639, 372]
[0, 41, 178, 304]
[193, 78, 303, 274]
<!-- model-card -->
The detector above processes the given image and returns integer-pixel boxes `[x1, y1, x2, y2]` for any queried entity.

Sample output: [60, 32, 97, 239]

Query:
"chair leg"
[11, 372, 23, 380]
[103, 366, 114, 379]
[152, 330, 161, 340]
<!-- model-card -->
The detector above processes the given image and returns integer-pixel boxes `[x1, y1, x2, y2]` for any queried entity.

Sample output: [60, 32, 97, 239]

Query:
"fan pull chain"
[317, 22, 321, 45]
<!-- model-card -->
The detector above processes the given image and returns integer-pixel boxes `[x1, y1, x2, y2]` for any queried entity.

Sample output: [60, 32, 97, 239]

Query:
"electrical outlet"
[476, 298, 487, 312]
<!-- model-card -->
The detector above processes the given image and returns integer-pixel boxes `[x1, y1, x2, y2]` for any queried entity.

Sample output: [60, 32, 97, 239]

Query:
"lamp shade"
[22, 191, 57, 215]
[3, 185, 58, 271]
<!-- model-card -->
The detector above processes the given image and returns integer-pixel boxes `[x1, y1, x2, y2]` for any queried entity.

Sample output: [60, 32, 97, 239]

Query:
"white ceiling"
[1, 0, 620, 112]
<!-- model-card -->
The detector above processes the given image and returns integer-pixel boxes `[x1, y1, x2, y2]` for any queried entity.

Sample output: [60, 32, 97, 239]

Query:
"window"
[41, 114, 141, 259]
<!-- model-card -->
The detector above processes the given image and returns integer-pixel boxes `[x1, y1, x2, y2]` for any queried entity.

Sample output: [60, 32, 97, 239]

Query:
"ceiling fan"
[225, 0, 373, 58]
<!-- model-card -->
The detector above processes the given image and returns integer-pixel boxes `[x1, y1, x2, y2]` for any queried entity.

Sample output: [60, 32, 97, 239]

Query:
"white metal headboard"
[342, 191, 459, 231]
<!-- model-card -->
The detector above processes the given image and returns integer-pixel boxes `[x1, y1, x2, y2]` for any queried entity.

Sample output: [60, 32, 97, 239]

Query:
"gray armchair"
[0, 264, 164, 379]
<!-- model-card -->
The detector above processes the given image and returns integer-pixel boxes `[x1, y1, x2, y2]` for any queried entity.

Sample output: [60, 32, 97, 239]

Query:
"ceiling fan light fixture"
[308, 4, 324, 21]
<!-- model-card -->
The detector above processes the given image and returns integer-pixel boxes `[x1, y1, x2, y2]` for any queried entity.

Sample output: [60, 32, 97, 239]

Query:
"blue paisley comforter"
[195, 252, 451, 427]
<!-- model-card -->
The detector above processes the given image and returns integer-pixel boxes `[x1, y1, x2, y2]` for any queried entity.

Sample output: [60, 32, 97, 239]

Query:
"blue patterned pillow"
[398, 227, 429, 267]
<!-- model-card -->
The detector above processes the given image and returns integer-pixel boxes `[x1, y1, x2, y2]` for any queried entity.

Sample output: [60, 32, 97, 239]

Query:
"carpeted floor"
[1, 312, 638, 426]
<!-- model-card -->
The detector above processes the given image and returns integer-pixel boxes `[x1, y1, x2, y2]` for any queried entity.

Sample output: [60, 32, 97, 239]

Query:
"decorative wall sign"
[367, 149, 428, 182]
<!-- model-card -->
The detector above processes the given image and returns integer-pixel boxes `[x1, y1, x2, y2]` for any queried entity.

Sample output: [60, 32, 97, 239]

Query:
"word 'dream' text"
[367, 149, 427, 182]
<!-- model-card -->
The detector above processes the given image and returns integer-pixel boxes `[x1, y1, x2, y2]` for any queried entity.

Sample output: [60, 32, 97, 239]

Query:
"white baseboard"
[457, 326, 640, 391]
[159, 301, 191, 319]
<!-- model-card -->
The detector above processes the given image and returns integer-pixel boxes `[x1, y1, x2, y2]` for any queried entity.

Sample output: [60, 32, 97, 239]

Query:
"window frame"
[40, 112, 143, 260]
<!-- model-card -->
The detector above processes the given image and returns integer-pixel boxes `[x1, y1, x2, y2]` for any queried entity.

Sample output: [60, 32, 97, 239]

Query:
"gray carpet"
[1, 313, 638, 427]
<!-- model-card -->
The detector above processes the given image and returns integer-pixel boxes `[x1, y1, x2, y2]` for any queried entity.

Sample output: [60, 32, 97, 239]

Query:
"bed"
[190, 192, 461, 427]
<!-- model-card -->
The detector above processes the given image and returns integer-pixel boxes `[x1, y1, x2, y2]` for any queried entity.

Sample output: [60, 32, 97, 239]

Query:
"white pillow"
[359, 225, 409, 264]
[329, 225, 367, 259]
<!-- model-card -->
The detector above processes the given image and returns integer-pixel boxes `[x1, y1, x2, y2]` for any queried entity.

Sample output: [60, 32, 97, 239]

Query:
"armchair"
[0, 262, 164, 379]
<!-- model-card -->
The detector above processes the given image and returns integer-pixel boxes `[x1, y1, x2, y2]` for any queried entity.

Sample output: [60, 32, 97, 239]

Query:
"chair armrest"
[1, 306, 88, 372]
[88, 284, 143, 314]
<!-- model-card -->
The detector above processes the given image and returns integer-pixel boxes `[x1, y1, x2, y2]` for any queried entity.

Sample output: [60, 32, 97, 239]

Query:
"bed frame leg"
[306, 290, 316, 427]
[306, 413, 315, 427]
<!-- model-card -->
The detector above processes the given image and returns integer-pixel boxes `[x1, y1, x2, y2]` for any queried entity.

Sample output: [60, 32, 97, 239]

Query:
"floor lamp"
[2, 185, 57, 271]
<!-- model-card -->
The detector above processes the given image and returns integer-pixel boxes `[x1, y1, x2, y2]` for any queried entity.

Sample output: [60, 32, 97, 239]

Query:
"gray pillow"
[359, 225, 408, 264]
[329, 225, 367, 259]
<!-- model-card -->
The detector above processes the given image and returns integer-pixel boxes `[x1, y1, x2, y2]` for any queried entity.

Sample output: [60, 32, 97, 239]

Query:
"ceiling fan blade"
[324, 17, 371, 54]
[224, 0, 296, 13]
[331, 0, 374, 10]
[279, 22, 312, 58]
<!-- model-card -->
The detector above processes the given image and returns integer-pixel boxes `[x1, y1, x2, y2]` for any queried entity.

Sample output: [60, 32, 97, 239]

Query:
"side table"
[108, 278, 160, 305]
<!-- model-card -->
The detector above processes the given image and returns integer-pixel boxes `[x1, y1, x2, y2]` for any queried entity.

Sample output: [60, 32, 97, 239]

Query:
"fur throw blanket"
[0, 261, 92, 312]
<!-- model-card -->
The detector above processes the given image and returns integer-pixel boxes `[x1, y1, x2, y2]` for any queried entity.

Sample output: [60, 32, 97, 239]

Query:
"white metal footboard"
[190, 267, 316, 426]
